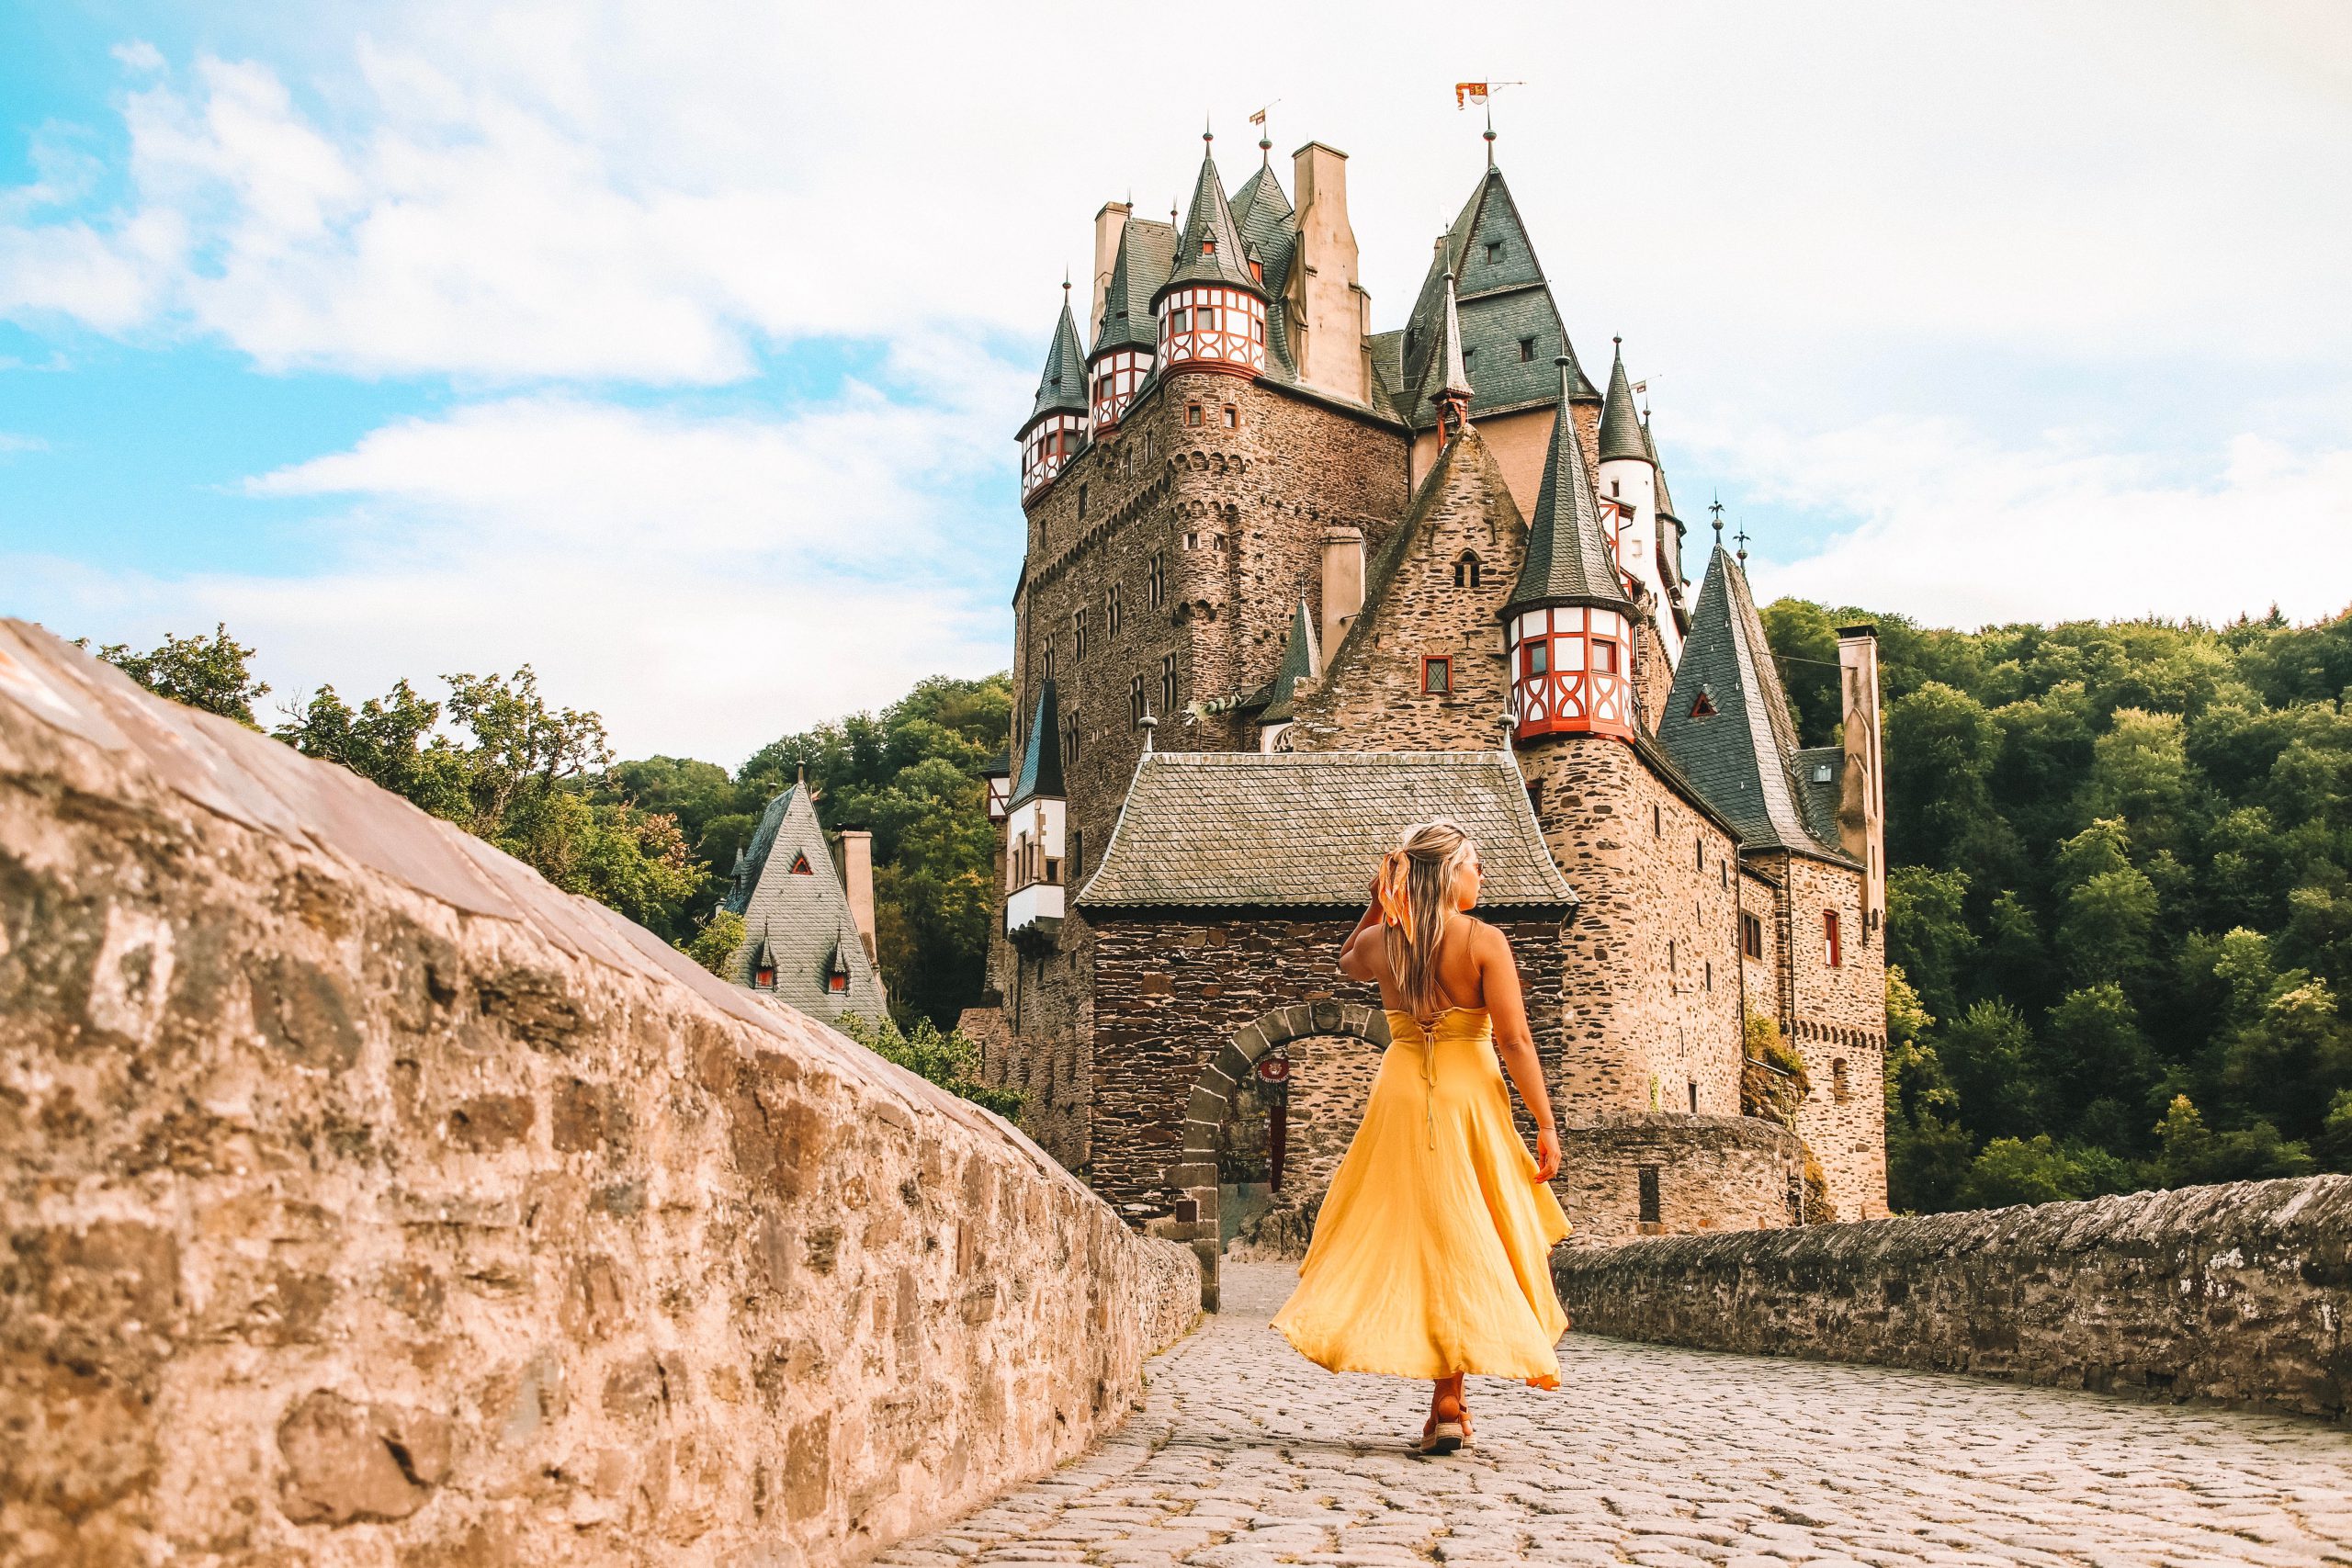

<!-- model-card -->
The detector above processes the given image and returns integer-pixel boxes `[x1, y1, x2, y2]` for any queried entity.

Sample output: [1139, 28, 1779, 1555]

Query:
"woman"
[1270, 818, 1572, 1454]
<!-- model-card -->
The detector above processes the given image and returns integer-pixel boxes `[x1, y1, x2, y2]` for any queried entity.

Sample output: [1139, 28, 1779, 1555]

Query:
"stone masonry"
[1553, 1175, 2352, 1420]
[0, 623, 1197, 1568]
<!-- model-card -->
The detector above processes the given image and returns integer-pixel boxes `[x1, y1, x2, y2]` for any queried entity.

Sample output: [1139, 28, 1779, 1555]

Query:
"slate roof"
[1158, 141, 1264, 300]
[1657, 547, 1851, 863]
[1026, 292, 1091, 430]
[724, 783, 890, 1020]
[1393, 164, 1597, 430]
[1091, 220, 1175, 357]
[1597, 342, 1650, 465]
[1010, 678, 1066, 807]
[1077, 751, 1576, 910]
[1502, 364, 1634, 618]
[1259, 599, 1321, 724]
[1645, 414, 1687, 590]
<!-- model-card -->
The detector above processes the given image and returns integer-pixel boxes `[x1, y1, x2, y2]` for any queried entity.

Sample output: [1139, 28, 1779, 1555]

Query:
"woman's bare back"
[1363, 916, 1493, 1018]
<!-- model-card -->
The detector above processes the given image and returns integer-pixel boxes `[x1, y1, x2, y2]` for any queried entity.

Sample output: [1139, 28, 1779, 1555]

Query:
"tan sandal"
[1418, 1418, 1465, 1455]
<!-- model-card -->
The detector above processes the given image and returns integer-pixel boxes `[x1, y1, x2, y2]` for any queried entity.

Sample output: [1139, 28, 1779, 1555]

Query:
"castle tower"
[1089, 217, 1174, 430]
[1020, 284, 1091, 498]
[1597, 341, 1681, 671]
[1154, 131, 1269, 378]
[1006, 678, 1069, 939]
[1503, 359, 1638, 743]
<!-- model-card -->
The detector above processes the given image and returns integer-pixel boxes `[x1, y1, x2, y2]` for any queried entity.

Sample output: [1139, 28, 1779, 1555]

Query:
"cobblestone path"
[881, 1262, 2352, 1568]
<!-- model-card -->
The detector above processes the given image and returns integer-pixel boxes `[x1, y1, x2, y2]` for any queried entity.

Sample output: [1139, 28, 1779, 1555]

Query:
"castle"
[962, 125, 1888, 1300]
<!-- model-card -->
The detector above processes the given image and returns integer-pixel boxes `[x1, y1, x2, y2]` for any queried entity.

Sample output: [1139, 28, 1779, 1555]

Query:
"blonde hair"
[1375, 818, 1479, 1021]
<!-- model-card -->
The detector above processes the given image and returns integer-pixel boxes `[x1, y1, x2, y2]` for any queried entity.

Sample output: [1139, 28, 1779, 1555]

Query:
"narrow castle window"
[1637, 1165, 1661, 1224]
[1070, 828, 1084, 883]
[1062, 714, 1080, 768]
[1519, 336, 1535, 361]
[1222, 405, 1238, 430]
[1653, 804, 1662, 836]
[1668, 939, 1677, 974]
[1742, 912, 1764, 959]
[1688, 1081, 1700, 1114]
[1695, 839, 1704, 871]
[1486, 240, 1503, 265]
[1160, 653, 1178, 718]
[1453, 552, 1482, 588]
[1128, 675, 1144, 726]
[1832, 1058, 1850, 1102]
[1526, 780, 1544, 815]
[1422, 656, 1452, 694]
[1187, 403, 1203, 427]
[1705, 961, 1713, 991]
[1077, 483, 1088, 521]
[1824, 910, 1843, 967]
[1042, 639, 1057, 681]
[1148, 551, 1166, 608]
[1074, 607, 1089, 659]
[1107, 583, 1123, 636]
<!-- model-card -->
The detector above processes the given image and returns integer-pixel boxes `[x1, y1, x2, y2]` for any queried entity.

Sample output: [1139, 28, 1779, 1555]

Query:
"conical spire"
[1026, 285, 1090, 427]
[1657, 546, 1841, 858]
[1091, 218, 1175, 357]
[1503, 358, 1634, 618]
[1597, 338, 1650, 465]
[1436, 273, 1474, 402]
[1261, 598, 1321, 723]
[1157, 132, 1262, 299]
[1010, 678, 1066, 807]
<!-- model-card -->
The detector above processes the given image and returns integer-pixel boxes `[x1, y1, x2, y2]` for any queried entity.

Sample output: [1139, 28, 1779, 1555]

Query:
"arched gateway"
[1172, 1000, 1389, 1311]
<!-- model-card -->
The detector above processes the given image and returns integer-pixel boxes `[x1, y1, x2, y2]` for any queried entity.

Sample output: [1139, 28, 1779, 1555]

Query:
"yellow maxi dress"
[1272, 1007, 1574, 1386]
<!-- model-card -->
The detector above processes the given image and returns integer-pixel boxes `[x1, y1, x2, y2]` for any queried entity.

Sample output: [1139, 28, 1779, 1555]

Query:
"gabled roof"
[1026, 292, 1090, 430]
[1324, 426, 1524, 680]
[1010, 678, 1066, 807]
[1394, 164, 1597, 429]
[1657, 547, 1851, 862]
[1157, 141, 1263, 300]
[1078, 750, 1575, 910]
[1503, 364, 1634, 618]
[1091, 220, 1175, 357]
[1597, 341, 1650, 465]
[1260, 599, 1321, 724]
[1231, 160, 1301, 378]
[725, 783, 890, 1018]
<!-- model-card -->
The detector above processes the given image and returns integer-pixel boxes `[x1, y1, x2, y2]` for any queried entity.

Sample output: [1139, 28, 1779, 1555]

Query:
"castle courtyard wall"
[1781, 851, 1889, 1219]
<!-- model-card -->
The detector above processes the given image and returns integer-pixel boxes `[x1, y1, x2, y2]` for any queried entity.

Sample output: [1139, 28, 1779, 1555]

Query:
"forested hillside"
[1760, 600, 2352, 1209]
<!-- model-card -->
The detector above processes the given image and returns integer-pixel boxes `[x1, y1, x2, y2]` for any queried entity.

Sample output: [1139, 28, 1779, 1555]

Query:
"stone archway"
[1171, 999, 1389, 1311]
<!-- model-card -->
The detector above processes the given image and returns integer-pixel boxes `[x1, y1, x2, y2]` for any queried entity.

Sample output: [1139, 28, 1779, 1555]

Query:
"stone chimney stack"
[1089, 201, 1131, 344]
[839, 828, 879, 965]
[1288, 142, 1368, 404]
[1319, 525, 1365, 661]
[1837, 625, 1886, 939]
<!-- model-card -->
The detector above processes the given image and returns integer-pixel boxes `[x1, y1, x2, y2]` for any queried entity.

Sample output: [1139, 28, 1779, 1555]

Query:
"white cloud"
[14, 390, 1015, 763]
[0, 432, 48, 454]
[1725, 419, 2352, 627]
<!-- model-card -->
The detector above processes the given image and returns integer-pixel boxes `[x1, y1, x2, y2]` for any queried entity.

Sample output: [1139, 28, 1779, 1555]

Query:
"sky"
[3, 1, 2349, 766]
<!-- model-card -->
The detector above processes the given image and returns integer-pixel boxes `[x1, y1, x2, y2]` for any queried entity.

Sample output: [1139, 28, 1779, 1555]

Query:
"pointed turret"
[1019, 283, 1091, 497]
[1644, 411, 1688, 593]
[1657, 547, 1847, 860]
[1154, 130, 1270, 378]
[723, 782, 889, 1015]
[1502, 359, 1637, 743]
[1430, 273, 1474, 442]
[1597, 340, 1650, 465]
[1259, 598, 1321, 741]
[1006, 678, 1069, 937]
[1088, 219, 1174, 427]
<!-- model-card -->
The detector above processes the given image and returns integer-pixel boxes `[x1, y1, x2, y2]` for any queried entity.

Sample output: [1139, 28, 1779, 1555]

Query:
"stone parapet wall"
[1552, 1176, 2352, 1419]
[0, 623, 1199, 1568]
[1555, 1114, 1804, 1241]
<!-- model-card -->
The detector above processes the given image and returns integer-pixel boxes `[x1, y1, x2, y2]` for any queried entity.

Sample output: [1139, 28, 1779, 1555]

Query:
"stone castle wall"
[1285, 430, 1525, 753]
[1555, 1115, 1804, 1242]
[1781, 852, 1888, 1219]
[1552, 1176, 2352, 1420]
[0, 626, 1198, 1568]
[1518, 736, 1746, 1121]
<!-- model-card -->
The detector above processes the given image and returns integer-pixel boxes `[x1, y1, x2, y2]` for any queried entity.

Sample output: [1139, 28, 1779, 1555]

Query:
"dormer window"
[789, 852, 813, 875]
[828, 973, 848, 993]
[1519, 337, 1535, 361]
[1486, 241, 1502, 265]
[1250, 259, 1262, 282]
[1202, 239, 1216, 255]
[754, 963, 775, 987]
[1690, 686, 1717, 719]
[1453, 552, 1483, 588]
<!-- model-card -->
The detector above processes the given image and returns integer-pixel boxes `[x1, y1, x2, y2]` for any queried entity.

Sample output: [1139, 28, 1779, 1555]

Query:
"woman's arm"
[1476, 922, 1561, 1180]
[1338, 892, 1385, 982]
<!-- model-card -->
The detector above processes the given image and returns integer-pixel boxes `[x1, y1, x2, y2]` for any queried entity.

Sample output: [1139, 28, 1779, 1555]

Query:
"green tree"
[685, 909, 747, 977]
[1885, 682, 2000, 867]
[91, 624, 269, 727]
[1887, 865, 1975, 1021]
[836, 1011, 1021, 1117]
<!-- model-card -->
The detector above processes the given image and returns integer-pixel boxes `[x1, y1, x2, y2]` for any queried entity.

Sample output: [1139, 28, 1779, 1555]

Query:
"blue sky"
[4, 2, 2350, 763]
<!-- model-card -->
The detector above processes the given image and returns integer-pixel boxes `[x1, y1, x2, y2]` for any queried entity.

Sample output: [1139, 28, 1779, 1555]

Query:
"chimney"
[1319, 525, 1364, 660]
[1089, 201, 1131, 345]
[839, 828, 879, 965]
[1289, 142, 1367, 404]
[1837, 625, 1886, 939]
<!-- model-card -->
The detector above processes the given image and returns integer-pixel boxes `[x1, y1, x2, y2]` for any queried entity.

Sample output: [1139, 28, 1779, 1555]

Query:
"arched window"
[1453, 552, 1482, 588]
